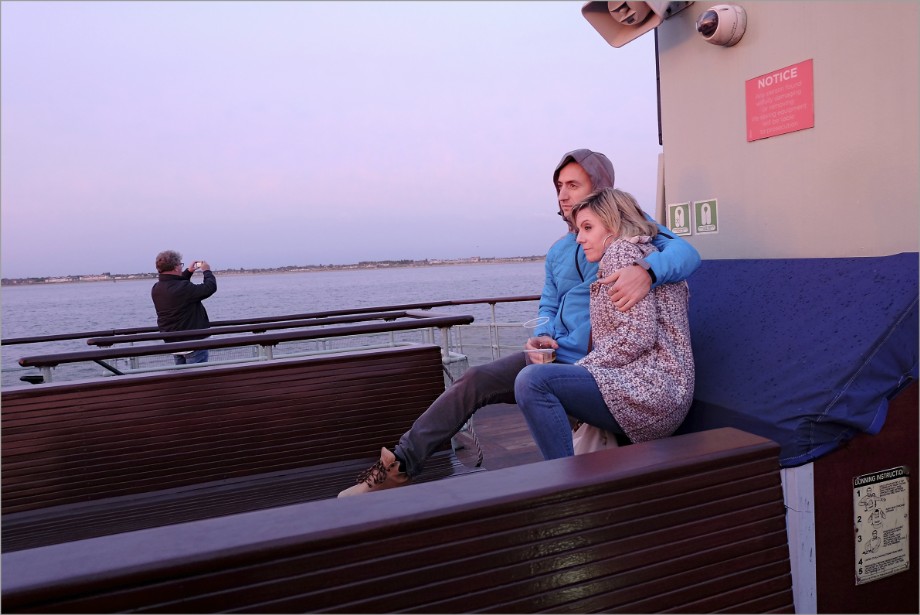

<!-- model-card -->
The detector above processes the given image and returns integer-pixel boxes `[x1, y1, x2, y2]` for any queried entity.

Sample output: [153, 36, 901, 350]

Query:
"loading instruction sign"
[853, 466, 910, 585]
[694, 199, 719, 234]
[667, 202, 691, 236]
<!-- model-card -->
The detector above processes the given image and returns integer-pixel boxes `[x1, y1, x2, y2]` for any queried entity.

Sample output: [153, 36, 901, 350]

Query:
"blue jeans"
[514, 363, 622, 460]
[173, 349, 209, 365]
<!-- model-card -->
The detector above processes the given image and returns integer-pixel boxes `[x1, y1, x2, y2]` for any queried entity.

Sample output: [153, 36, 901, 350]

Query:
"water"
[2, 261, 546, 388]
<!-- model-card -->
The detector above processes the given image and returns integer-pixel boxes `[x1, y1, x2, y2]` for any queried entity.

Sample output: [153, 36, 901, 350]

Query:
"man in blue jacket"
[339, 148, 701, 497]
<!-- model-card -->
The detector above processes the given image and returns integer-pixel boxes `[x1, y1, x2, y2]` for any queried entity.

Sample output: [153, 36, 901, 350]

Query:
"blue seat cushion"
[675, 252, 918, 467]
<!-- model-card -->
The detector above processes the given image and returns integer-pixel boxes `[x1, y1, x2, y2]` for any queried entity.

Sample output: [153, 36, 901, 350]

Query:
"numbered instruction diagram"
[853, 466, 910, 585]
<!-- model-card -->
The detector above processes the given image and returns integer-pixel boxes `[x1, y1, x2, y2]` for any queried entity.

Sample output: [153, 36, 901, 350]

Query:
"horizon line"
[2, 254, 547, 285]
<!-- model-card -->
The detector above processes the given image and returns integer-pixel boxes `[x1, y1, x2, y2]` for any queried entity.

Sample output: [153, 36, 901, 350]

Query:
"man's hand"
[599, 264, 652, 312]
[524, 335, 558, 364]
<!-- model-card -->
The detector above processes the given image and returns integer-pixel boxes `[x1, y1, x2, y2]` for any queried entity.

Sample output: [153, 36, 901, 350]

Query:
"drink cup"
[526, 347, 556, 363]
[521, 316, 550, 331]
[522, 317, 555, 363]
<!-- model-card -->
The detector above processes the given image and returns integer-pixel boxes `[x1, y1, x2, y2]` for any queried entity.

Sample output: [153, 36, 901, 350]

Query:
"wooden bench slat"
[1, 370, 442, 428]
[290, 513, 788, 613]
[409, 535, 790, 613]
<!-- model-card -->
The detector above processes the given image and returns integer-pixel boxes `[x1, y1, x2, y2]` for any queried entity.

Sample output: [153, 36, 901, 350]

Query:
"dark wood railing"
[85, 311, 415, 346]
[18, 312, 474, 370]
[2, 296, 539, 346]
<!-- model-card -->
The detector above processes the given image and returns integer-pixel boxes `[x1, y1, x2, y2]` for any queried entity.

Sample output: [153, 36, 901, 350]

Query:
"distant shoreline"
[1, 255, 545, 286]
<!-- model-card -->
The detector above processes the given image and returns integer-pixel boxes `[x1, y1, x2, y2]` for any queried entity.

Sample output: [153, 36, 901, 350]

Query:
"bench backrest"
[679, 253, 918, 466]
[2, 427, 793, 614]
[1, 345, 445, 514]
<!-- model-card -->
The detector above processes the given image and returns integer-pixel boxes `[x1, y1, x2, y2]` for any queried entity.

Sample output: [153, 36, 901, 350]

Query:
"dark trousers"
[173, 349, 209, 365]
[395, 352, 527, 477]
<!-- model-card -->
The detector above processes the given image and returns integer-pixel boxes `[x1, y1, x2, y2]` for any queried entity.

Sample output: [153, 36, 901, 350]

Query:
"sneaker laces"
[356, 457, 395, 487]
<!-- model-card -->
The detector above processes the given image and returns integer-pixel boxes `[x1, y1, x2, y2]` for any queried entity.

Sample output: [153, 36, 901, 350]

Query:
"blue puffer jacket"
[534, 223, 701, 364]
[534, 233, 597, 364]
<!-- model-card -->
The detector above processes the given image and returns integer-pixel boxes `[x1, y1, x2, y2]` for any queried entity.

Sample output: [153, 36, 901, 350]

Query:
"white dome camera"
[696, 4, 747, 47]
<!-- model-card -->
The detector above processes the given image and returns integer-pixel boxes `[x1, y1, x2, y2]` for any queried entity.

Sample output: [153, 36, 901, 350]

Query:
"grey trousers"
[395, 351, 528, 477]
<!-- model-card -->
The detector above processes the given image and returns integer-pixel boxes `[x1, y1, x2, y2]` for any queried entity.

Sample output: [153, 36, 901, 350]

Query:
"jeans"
[173, 349, 209, 365]
[514, 363, 622, 460]
[395, 352, 527, 477]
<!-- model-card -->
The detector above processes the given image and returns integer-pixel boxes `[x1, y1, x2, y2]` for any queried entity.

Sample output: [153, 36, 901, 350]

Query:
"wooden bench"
[2, 344, 480, 553]
[2, 426, 793, 613]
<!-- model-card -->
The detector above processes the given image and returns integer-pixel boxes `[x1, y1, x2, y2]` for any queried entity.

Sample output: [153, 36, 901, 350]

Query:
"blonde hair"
[570, 188, 658, 240]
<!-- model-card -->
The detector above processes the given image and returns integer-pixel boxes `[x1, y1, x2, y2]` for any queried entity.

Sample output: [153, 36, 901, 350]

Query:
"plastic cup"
[525, 346, 556, 363]
[522, 316, 555, 362]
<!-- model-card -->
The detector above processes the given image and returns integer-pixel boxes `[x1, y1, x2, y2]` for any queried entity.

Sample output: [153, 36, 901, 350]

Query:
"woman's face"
[574, 208, 615, 263]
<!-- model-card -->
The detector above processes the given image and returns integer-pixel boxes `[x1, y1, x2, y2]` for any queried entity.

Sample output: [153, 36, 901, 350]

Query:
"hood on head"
[552, 149, 615, 226]
[552, 149, 615, 194]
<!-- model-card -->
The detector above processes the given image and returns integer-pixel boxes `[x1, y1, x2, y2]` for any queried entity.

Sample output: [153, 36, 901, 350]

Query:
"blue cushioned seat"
[675, 252, 919, 466]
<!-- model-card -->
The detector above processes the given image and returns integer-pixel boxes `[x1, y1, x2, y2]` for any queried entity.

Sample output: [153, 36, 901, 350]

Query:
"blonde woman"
[514, 188, 695, 458]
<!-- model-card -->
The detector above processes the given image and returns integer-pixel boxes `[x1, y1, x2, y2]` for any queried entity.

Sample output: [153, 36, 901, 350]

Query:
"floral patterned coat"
[577, 236, 695, 443]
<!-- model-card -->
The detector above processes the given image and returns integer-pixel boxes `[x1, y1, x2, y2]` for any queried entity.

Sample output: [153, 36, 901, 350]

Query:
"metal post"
[41, 366, 53, 383]
[490, 302, 499, 359]
[129, 342, 139, 370]
[259, 345, 274, 361]
[438, 326, 450, 361]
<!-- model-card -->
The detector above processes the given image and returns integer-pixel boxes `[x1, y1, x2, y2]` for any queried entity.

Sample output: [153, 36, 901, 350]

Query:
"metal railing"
[5, 295, 541, 385]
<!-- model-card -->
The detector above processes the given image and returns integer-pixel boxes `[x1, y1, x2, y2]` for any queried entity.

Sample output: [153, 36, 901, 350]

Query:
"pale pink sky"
[1, 1, 662, 278]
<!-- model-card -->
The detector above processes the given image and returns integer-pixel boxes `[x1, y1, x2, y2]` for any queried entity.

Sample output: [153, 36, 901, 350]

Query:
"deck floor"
[456, 403, 544, 471]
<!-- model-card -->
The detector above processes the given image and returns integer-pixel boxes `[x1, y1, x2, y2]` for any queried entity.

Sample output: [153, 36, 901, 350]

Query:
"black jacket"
[151, 270, 217, 340]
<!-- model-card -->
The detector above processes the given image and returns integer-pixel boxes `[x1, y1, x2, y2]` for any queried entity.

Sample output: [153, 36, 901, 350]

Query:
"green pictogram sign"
[694, 199, 719, 234]
[667, 202, 691, 236]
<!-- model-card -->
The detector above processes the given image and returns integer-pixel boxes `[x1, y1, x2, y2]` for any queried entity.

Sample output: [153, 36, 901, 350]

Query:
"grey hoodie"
[552, 149, 615, 220]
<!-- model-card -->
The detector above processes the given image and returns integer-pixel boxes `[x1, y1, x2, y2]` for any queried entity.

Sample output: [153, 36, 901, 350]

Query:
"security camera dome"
[696, 10, 720, 37]
[696, 4, 747, 47]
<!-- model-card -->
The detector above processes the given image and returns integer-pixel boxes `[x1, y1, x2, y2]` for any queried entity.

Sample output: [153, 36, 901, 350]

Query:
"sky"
[1, 0, 662, 279]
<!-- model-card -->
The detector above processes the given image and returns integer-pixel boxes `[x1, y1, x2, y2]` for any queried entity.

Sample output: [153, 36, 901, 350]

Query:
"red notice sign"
[745, 59, 814, 142]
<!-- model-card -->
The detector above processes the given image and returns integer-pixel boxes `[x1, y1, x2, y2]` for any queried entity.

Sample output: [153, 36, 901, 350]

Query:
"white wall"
[656, 2, 919, 259]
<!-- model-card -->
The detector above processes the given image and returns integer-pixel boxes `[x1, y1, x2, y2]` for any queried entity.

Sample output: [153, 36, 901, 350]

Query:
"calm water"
[1, 261, 546, 388]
